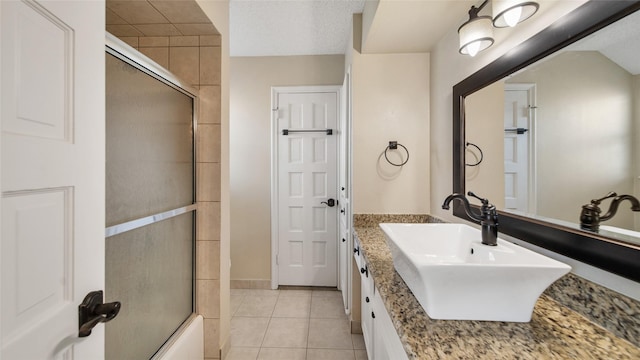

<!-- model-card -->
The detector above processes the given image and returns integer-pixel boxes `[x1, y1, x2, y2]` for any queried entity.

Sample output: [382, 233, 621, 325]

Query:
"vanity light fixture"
[459, 0, 540, 56]
[458, 0, 494, 57]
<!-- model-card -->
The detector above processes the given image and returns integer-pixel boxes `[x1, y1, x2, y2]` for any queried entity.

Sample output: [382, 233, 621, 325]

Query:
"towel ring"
[384, 142, 409, 167]
[465, 142, 483, 166]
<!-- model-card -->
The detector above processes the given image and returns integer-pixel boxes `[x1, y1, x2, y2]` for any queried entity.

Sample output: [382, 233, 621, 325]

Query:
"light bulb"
[466, 41, 481, 57]
[458, 15, 494, 56]
[503, 6, 523, 27]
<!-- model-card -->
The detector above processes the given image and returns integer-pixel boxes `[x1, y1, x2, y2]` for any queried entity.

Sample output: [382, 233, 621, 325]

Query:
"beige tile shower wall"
[119, 34, 223, 358]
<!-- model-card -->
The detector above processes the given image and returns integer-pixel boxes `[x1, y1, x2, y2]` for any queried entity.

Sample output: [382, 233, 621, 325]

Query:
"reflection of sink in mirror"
[600, 225, 640, 239]
[380, 223, 571, 322]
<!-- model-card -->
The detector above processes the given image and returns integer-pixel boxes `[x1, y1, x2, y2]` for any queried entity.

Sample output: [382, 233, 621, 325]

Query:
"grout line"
[259, 315, 271, 350]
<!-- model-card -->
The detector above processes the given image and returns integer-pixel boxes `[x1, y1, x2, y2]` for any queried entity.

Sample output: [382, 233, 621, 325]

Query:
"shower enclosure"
[105, 41, 197, 360]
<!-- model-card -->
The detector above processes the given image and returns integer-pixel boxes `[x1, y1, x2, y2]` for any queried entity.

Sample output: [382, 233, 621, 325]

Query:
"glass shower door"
[105, 51, 196, 360]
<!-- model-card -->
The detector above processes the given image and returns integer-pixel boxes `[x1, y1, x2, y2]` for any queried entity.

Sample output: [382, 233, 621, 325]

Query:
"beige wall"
[229, 55, 345, 283]
[351, 51, 430, 214]
[465, 81, 505, 208]
[508, 51, 634, 229]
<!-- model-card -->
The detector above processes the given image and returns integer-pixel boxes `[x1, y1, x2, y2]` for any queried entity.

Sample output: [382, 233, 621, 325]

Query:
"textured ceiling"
[230, 0, 366, 57]
[229, 0, 484, 57]
[568, 9, 640, 75]
[106, 0, 218, 37]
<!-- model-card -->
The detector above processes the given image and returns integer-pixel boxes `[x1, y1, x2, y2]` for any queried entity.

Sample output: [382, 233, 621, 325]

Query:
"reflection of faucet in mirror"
[580, 192, 640, 232]
[442, 191, 498, 246]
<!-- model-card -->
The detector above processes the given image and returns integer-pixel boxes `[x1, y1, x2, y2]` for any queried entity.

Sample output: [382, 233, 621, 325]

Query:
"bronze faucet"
[580, 192, 640, 231]
[442, 191, 498, 246]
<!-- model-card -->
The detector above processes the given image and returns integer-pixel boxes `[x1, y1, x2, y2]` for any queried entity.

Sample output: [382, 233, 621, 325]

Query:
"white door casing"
[272, 87, 339, 287]
[1, 0, 105, 358]
[504, 84, 536, 213]
[338, 70, 352, 312]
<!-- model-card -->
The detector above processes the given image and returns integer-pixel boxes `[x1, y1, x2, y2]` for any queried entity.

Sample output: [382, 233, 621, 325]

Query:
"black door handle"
[321, 198, 336, 207]
[79, 290, 121, 337]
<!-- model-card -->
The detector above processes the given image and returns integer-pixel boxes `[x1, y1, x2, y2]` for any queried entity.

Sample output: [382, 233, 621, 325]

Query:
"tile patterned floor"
[228, 289, 367, 360]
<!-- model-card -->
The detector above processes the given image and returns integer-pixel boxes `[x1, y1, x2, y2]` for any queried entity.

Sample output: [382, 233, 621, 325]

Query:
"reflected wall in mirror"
[453, 0, 640, 282]
[465, 9, 640, 243]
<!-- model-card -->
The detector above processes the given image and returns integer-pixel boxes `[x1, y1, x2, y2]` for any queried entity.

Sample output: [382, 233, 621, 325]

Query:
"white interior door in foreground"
[1, 0, 105, 358]
[277, 90, 338, 287]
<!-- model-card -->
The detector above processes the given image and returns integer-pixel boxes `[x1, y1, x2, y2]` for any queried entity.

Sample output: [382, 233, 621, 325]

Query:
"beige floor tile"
[308, 319, 353, 349]
[278, 289, 312, 297]
[230, 317, 270, 347]
[272, 295, 311, 318]
[244, 289, 280, 297]
[311, 290, 343, 298]
[230, 294, 244, 316]
[226, 347, 260, 360]
[351, 334, 366, 350]
[257, 347, 306, 360]
[235, 295, 278, 317]
[354, 349, 368, 360]
[306, 349, 355, 360]
[230, 291, 370, 359]
[261, 318, 309, 348]
[310, 295, 348, 319]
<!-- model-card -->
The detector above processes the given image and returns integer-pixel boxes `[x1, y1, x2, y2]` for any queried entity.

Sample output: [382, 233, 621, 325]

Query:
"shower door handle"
[78, 290, 121, 337]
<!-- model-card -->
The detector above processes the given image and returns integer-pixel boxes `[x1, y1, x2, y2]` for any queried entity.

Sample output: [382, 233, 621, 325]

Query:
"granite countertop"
[354, 224, 640, 359]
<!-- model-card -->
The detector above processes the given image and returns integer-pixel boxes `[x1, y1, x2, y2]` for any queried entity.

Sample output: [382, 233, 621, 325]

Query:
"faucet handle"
[467, 191, 489, 205]
[592, 191, 617, 205]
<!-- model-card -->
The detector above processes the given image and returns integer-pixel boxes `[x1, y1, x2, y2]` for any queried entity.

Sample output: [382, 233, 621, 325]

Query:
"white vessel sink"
[380, 223, 571, 322]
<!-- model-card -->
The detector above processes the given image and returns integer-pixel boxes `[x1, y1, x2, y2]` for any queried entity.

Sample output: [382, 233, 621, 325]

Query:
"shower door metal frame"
[104, 33, 199, 359]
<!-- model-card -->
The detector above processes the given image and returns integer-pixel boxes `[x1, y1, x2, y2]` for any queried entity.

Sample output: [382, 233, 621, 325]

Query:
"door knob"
[78, 290, 121, 337]
[320, 198, 336, 207]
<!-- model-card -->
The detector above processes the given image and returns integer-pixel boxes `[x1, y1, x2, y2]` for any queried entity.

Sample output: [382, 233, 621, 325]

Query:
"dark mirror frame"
[453, 0, 640, 282]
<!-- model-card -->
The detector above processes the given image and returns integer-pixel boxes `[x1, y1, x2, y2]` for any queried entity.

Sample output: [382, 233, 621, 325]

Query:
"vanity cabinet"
[372, 288, 408, 360]
[354, 237, 373, 356]
[354, 237, 408, 360]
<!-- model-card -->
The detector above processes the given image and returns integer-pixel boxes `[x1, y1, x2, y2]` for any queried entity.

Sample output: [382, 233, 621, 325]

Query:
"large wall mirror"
[453, 0, 640, 282]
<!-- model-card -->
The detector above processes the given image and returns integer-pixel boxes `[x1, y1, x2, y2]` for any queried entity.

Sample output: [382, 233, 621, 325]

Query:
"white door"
[275, 88, 339, 287]
[1, 0, 105, 359]
[504, 85, 534, 212]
